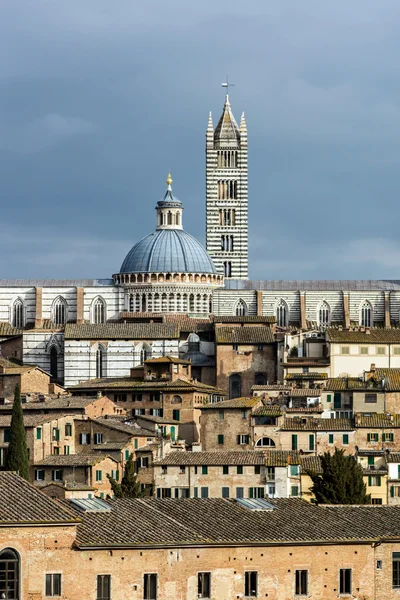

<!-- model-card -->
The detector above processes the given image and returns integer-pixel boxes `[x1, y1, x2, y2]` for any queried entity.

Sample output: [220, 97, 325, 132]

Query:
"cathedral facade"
[1, 94, 400, 387]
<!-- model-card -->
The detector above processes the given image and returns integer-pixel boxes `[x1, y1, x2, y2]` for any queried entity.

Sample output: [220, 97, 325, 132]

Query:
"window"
[94, 433, 103, 445]
[96, 347, 105, 378]
[233, 344, 238, 351]
[367, 433, 379, 442]
[245, 572, 258, 597]
[35, 469, 45, 481]
[229, 374, 241, 399]
[291, 434, 298, 451]
[372, 498, 383, 505]
[266, 467, 275, 481]
[360, 300, 372, 327]
[52, 427, 60, 442]
[343, 434, 349, 445]
[3, 429, 10, 443]
[36, 427, 42, 440]
[276, 299, 288, 327]
[254, 465, 261, 475]
[45, 574, 62, 596]
[223, 465, 229, 475]
[383, 432, 394, 442]
[64, 445, 70, 455]
[237, 434, 250, 445]
[237, 466, 243, 475]
[53, 447, 60, 455]
[79, 433, 90, 445]
[394, 553, 400, 588]
[290, 465, 299, 476]
[201, 487, 209, 498]
[249, 487, 264, 498]
[223, 261, 232, 277]
[172, 409, 180, 421]
[12, 298, 24, 328]
[318, 301, 330, 327]
[368, 475, 381, 486]
[339, 569, 351, 595]
[341, 346, 350, 355]
[291, 485, 299, 497]
[218, 410, 224, 421]
[93, 297, 106, 324]
[377, 346, 386, 355]
[143, 573, 157, 600]
[96, 470, 102, 482]
[254, 373, 267, 385]
[179, 465, 186, 474]
[202, 466, 208, 475]
[295, 570, 308, 595]
[161, 466, 167, 475]
[217, 434, 224, 445]
[236, 487, 244, 498]
[391, 486, 400, 498]
[365, 393, 377, 404]
[96, 575, 111, 600]
[242, 410, 247, 419]
[198, 572, 211, 598]
[51, 470, 62, 482]
[64, 423, 72, 437]
[0, 548, 19, 600]
[172, 395, 182, 404]
[52, 297, 67, 326]
[235, 300, 247, 316]
[309, 434, 315, 451]
[360, 346, 369, 355]
[139, 457, 149, 469]
[222, 487, 230, 498]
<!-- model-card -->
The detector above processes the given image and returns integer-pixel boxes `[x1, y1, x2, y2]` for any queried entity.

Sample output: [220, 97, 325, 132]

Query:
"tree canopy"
[107, 453, 145, 498]
[307, 448, 370, 505]
[5, 384, 29, 480]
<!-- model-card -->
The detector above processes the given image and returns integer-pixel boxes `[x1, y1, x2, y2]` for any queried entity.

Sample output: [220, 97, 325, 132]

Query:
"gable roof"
[91, 418, 156, 437]
[64, 322, 179, 340]
[35, 454, 116, 467]
[215, 327, 274, 344]
[200, 397, 260, 410]
[69, 377, 224, 394]
[155, 451, 266, 466]
[281, 418, 354, 431]
[327, 328, 400, 344]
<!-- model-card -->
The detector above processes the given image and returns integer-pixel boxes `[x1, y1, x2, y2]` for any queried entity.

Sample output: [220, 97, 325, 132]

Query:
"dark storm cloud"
[1, 0, 400, 279]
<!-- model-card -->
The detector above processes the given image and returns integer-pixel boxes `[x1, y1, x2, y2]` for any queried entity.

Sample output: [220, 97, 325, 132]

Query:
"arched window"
[12, 298, 24, 328]
[96, 346, 106, 378]
[189, 294, 195, 312]
[360, 300, 372, 327]
[235, 299, 247, 317]
[167, 211, 172, 225]
[318, 301, 330, 327]
[176, 212, 180, 226]
[52, 297, 67, 326]
[129, 294, 134, 312]
[256, 437, 276, 448]
[224, 262, 232, 277]
[229, 374, 241, 399]
[136, 342, 151, 366]
[0, 548, 19, 600]
[255, 373, 267, 385]
[276, 299, 288, 327]
[50, 347, 58, 379]
[92, 297, 106, 324]
[172, 395, 182, 404]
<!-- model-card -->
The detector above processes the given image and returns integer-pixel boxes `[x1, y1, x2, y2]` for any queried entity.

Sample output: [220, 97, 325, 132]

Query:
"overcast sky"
[1, 1, 400, 281]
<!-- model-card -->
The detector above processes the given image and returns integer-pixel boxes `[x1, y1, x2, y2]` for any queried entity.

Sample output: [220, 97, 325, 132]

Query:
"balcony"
[144, 373, 171, 382]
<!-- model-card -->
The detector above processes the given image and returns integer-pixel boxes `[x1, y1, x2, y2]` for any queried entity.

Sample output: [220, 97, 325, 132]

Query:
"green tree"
[307, 448, 370, 505]
[5, 384, 29, 480]
[107, 453, 144, 498]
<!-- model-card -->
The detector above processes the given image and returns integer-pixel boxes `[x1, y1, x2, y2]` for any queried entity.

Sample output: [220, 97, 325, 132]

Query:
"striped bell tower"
[206, 93, 248, 279]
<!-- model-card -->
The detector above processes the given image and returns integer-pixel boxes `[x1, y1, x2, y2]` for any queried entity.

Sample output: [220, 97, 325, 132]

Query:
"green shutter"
[292, 435, 298, 451]
[36, 428, 42, 440]
[134, 439, 138, 449]
[391, 486, 395, 498]
[218, 434, 224, 445]
[377, 476, 381, 486]
[329, 434, 334, 444]
[309, 434, 314, 451]
[249, 488, 254, 499]
[327, 394, 332, 402]
[343, 434, 349, 445]
[368, 456, 374, 466]
[398, 465, 400, 479]
[368, 476, 371, 487]
[367, 433, 371, 442]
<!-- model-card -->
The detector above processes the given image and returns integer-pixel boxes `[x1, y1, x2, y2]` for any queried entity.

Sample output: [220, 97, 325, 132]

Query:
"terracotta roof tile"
[355, 413, 400, 428]
[155, 451, 266, 466]
[264, 450, 300, 466]
[213, 316, 276, 324]
[200, 397, 260, 410]
[327, 327, 400, 343]
[215, 327, 274, 344]
[281, 418, 354, 431]
[36, 453, 115, 467]
[252, 406, 282, 417]
[65, 322, 180, 340]
[0, 323, 22, 337]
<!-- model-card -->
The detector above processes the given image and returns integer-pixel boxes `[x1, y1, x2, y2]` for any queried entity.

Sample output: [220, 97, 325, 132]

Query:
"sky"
[1, 1, 400, 281]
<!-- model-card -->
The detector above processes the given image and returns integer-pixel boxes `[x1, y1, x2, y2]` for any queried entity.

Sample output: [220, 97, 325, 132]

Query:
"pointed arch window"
[318, 301, 330, 327]
[0, 548, 19, 600]
[235, 299, 247, 317]
[276, 299, 288, 327]
[224, 261, 232, 277]
[96, 346, 105, 378]
[52, 297, 67, 326]
[50, 347, 58, 379]
[360, 301, 372, 327]
[167, 211, 173, 225]
[12, 298, 24, 328]
[93, 297, 106, 324]
[137, 342, 151, 366]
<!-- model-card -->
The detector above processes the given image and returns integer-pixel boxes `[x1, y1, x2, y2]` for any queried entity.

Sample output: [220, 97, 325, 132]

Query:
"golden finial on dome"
[166, 172, 173, 186]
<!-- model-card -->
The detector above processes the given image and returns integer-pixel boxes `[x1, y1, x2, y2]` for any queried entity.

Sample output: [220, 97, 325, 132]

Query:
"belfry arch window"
[176, 212, 180, 226]
[92, 297, 106, 324]
[0, 548, 19, 599]
[276, 299, 288, 327]
[360, 301, 373, 327]
[167, 211, 173, 225]
[318, 301, 330, 327]
[224, 262, 232, 277]
[12, 298, 24, 328]
[52, 297, 67, 326]
[235, 299, 247, 316]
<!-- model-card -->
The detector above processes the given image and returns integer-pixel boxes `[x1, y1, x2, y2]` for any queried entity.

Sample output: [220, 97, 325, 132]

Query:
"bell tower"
[206, 91, 248, 279]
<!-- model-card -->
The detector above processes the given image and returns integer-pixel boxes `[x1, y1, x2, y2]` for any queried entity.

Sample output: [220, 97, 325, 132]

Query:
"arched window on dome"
[318, 301, 330, 327]
[360, 300, 373, 327]
[92, 297, 106, 324]
[255, 437, 276, 448]
[202, 294, 208, 314]
[176, 294, 182, 312]
[276, 299, 288, 327]
[154, 293, 160, 312]
[147, 294, 153, 312]
[189, 294, 195, 312]
[52, 296, 67, 326]
[11, 298, 24, 328]
[235, 299, 247, 317]
[0, 548, 20, 600]
[167, 211, 173, 225]
[161, 294, 167, 312]
[196, 294, 202, 313]
[168, 293, 175, 312]
[141, 295, 147, 312]
[176, 212, 180, 226]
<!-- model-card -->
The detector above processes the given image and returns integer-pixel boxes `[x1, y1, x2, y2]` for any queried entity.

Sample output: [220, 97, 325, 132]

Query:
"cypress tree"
[107, 453, 144, 498]
[308, 448, 370, 504]
[5, 384, 29, 480]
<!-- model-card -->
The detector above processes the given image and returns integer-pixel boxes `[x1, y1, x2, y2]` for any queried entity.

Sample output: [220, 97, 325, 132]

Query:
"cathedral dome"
[120, 229, 217, 275]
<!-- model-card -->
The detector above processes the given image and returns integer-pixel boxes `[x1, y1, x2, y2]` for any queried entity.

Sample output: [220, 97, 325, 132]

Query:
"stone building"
[5, 470, 400, 599]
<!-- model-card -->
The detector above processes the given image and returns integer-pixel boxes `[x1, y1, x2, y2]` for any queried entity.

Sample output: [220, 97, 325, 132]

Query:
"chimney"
[370, 363, 376, 372]
[365, 328, 371, 335]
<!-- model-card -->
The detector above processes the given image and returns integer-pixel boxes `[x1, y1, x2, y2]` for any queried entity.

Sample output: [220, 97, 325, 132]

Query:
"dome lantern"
[156, 173, 183, 231]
